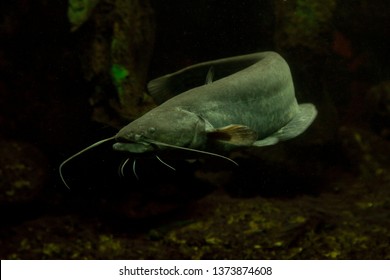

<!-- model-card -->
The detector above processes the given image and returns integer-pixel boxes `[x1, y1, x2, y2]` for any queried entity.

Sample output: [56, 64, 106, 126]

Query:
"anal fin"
[253, 103, 317, 147]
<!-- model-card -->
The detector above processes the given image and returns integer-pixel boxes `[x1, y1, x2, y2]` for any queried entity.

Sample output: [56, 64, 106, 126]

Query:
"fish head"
[113, 108, 208, 154]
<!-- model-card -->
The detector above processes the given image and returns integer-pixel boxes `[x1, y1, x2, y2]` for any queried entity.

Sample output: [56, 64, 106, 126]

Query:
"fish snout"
[115, 126, 156, 143]
[112, 141, 153, 153]
[113, 126, 158, 154]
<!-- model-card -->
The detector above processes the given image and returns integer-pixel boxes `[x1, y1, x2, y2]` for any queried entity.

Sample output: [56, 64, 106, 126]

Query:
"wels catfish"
[60, 51, 317, 188]
[114, 51, 317, 153]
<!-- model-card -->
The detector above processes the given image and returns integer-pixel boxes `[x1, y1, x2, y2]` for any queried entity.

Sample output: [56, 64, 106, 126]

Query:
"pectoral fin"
[253, 103, 317, 147]
[208, 124, 258, 146]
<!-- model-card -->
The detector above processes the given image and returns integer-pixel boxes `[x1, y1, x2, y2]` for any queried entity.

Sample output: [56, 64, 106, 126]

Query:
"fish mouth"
[112, 141, 155, 154]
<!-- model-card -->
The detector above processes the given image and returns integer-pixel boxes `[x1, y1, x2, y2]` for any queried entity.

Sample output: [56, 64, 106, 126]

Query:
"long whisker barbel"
[119, 158, 130, 177]
[146, 139, 239, 166]
[59, 136, 116, 190]
[118, 158, 140, 180]
[59, 134, 239, 189]
[155, 155, 176, 171]
[132, 159, 139, 180]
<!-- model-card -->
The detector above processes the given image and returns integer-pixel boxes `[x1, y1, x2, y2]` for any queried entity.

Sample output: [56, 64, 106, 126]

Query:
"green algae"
[111, 64, 129, 98]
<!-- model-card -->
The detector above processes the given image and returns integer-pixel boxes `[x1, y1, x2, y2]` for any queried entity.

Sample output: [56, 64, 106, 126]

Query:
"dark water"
[0, 0, 389, 259]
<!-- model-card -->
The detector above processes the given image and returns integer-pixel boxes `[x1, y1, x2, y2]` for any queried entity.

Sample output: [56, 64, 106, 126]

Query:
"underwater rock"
[68, 0, 100, 32]
[339, 126, 390, 178]
[0, 139, 48, 204]
[274, 0, 336, 52]
[71, 0, 156, 127]
[366, 81, 390, 139]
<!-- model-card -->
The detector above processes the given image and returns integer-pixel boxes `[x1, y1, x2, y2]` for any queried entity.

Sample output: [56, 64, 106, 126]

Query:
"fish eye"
[134, 134, 142, 141]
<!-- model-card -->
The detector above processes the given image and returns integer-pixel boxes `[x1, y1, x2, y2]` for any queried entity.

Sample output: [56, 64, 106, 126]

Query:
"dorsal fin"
[205, 66, 215, 84]
[147, 75, 176, 104]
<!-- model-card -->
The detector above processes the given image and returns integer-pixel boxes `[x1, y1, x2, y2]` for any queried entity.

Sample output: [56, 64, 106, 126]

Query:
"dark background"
[0, 0, 389, 259]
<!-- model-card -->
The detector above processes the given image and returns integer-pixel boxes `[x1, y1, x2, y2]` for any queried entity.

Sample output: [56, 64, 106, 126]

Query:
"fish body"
[113, 52, 317, 155]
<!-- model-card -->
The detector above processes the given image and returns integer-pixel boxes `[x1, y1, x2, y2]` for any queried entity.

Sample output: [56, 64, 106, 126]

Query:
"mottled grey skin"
[113, 52, 317, 154]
